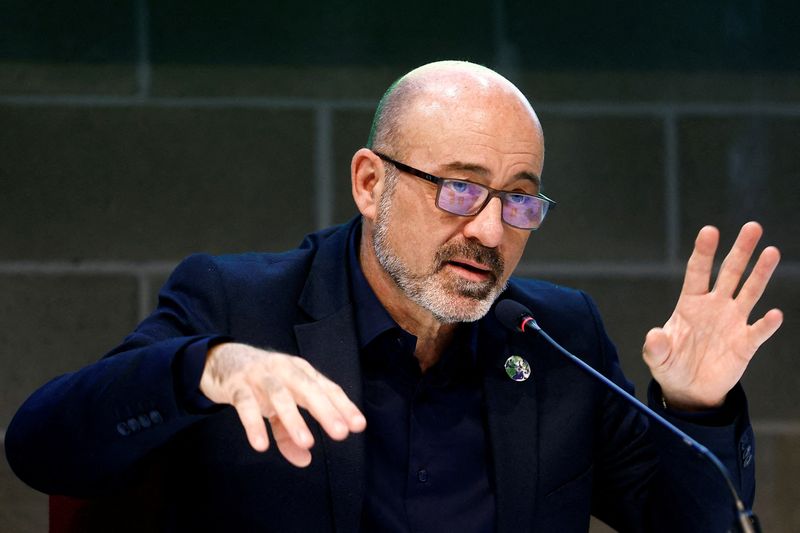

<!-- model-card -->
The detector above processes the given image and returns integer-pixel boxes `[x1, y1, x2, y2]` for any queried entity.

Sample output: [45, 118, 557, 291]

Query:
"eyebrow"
[439, 161, 541, 188]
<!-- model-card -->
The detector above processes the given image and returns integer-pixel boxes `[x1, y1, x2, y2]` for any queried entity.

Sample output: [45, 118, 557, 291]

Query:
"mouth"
[445, 259, 495, 282]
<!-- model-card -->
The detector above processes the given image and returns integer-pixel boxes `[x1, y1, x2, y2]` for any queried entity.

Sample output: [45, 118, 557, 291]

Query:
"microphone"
[494, 299, 759, 533]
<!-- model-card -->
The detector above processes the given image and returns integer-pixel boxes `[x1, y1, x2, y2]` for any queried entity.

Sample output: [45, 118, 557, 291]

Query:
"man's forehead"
[401, 73, 539, 131]
[397, 98, 544, 167]
[439, 160, 542, 188]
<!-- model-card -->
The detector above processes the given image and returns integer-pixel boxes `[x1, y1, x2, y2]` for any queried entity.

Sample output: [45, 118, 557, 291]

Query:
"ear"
[351, 148, 384, 222]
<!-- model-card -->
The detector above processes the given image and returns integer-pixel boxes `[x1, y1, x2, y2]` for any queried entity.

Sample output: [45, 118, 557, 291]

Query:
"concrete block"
[0, 274, 138, 427]
[152, 65, 399, 101]
[0, 453, 47, 533]
[523, 116, 667, 263]
[678, 117, 800, 260]
[0, 63, 137, 95]
[516, 71, 800, 104]
[142, 271, 173, 322]
[332, 109, 374, 224]
[741, 277, 800, 421]
[0, 2, 136, 95]
[0, 105, 315, 260]
[752, 431, 800, 533]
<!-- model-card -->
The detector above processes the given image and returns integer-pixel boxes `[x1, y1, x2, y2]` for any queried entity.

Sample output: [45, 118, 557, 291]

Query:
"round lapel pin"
[504, 355, 531, 382]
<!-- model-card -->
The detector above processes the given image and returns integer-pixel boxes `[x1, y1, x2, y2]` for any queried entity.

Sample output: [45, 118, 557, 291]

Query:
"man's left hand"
[643, 221, 783, 411]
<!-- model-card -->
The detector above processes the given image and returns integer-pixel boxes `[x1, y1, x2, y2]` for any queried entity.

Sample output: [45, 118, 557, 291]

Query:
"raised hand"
[642, 222, 783, 410]
[200, 343, 366, 466]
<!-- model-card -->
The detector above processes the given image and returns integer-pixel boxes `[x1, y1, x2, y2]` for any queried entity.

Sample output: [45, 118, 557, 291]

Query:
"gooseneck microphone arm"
[495, 299, 759, 533]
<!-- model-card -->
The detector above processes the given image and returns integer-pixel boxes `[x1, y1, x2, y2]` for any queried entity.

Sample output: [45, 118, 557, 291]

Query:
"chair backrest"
[48, 458, 167, 532]
[49, 495, 97, 533]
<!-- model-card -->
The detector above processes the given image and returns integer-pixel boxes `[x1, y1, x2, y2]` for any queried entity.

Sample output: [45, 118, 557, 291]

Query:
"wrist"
[660, 391, 726, 412]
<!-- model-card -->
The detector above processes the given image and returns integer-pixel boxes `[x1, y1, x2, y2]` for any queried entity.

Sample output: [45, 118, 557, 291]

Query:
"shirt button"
[417, 469, 428, 483]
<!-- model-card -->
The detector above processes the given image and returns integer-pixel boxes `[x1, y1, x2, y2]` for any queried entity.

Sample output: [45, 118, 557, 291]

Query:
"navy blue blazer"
[5, 218, 755, 532]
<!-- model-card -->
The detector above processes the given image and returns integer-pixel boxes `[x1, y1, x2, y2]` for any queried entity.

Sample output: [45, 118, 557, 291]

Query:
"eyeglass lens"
[438, 179, 548, 229]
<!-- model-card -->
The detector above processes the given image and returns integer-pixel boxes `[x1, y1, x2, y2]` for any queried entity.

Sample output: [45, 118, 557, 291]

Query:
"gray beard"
[371, 194, 507, 324]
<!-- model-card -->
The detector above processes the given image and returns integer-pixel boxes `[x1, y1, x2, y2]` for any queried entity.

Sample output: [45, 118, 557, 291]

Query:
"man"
[5, 61, 783, 531]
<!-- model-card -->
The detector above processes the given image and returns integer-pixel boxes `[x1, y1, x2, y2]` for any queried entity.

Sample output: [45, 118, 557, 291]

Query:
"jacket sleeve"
[581, 292, 756, 532]
[4, 254, 232, 497]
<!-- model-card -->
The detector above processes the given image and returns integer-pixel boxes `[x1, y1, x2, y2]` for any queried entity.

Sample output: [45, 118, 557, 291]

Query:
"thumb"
[642, 327, 671, 370]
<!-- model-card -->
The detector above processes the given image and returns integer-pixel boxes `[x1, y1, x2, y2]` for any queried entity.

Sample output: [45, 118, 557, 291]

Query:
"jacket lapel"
[481, 309, 540, 533]
[294, 219, 366, 533]
[295, 309, 364, 533]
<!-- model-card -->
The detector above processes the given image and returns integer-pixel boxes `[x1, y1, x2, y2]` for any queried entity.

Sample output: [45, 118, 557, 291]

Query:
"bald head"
[367, 61, 542, 157]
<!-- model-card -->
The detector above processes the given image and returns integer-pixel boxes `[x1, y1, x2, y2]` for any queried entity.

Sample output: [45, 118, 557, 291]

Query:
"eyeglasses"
[374, 152, 556, 230]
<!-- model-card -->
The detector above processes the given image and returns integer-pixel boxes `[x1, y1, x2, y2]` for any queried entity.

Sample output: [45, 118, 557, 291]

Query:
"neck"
[359, 227, 456, 372]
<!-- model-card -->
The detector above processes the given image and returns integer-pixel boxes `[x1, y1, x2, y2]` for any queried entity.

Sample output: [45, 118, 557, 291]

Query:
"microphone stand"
[511, 309, 761, 533]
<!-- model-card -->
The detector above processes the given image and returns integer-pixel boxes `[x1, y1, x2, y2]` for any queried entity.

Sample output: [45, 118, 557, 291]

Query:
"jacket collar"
[296, 218, 359, 321]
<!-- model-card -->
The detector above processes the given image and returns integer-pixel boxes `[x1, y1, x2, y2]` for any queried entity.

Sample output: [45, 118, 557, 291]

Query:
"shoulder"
[170, 222, 351, 286]
[154, 222, 355, 325]
[506, 277, 596, 315]
[504, 276, 606, 341]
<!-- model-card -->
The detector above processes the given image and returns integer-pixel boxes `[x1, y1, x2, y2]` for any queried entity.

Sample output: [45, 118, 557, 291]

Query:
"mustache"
[434, 240, 505, 280]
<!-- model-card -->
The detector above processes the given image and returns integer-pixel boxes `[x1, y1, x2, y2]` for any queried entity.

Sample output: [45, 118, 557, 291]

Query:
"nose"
[462, 197, 504, 248]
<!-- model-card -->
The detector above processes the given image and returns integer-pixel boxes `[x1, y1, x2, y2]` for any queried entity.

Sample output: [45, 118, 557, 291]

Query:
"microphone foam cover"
[495, 299, 533, 332]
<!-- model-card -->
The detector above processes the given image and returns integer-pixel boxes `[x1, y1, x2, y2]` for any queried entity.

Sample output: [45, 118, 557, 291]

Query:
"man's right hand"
[199, 342, 366, 467]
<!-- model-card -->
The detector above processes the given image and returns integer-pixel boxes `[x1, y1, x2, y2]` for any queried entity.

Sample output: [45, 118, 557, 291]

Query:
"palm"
[643, 223, 783, 410]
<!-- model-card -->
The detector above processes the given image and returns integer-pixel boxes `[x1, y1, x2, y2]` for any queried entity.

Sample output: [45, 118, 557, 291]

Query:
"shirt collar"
[346, 219, 480, 367]
[347, 220, 401, 349]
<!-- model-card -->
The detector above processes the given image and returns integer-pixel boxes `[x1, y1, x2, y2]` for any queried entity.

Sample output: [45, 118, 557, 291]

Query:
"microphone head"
[495, 299, 534, 332]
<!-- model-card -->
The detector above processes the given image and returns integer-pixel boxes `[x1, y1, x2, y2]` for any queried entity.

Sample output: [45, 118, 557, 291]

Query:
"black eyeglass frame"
[373, 151, 556, 230]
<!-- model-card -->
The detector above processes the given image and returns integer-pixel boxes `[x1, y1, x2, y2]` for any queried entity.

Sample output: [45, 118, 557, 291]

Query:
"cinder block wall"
[2, 2, 798, 532]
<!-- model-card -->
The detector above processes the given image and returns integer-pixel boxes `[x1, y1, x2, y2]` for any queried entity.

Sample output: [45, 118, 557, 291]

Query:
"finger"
[713, 221, 763, 297]
[681, 226, 719, 296]
[288, 372, 351, 441]
[230, 387, 270, 452]
[290, 358, 366, 434]
[270, 417, 313, 468]
[642, 327, 672, 370]
[259, 377, 315, 449]
[749, 308, 784, 349]
[315, 376, 367, 432]
[736, 246, 781, 315]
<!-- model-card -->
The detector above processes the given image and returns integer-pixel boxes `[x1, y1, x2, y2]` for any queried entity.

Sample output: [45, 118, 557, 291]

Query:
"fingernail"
[353, 414, 366, 427]
[334, 421, 347, 435]
[296, 430, 310, 445]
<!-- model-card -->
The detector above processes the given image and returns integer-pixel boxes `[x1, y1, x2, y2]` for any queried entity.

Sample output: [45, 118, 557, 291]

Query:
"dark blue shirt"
[348, 224, 496, 533]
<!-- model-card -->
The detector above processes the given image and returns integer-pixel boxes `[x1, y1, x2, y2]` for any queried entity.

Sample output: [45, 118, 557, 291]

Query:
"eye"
[445, 180, 471, 194]
[506, 193, 532, 205]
